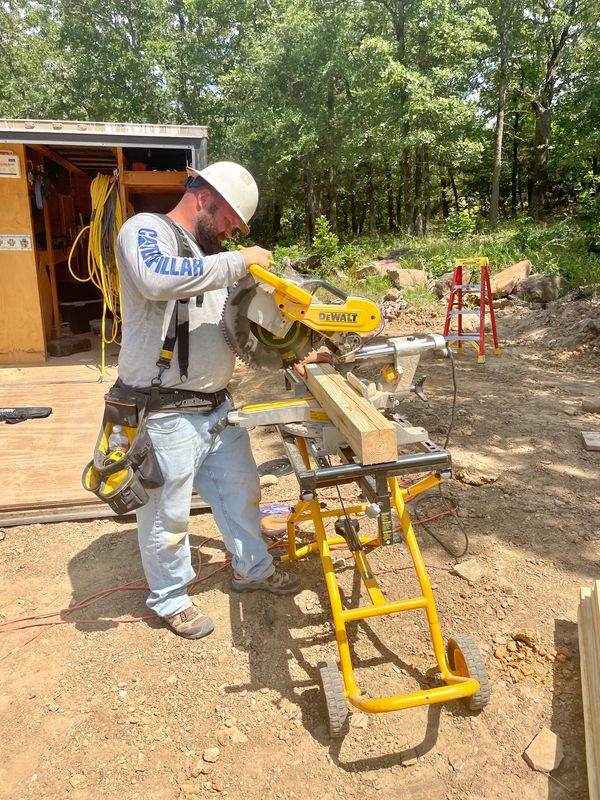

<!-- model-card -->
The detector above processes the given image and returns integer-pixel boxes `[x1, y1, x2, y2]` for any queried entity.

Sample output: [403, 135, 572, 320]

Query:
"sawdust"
[0, 297, 599, 800]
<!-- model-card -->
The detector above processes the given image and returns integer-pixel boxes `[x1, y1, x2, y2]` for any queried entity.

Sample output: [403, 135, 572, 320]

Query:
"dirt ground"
[1, 296, 599, 800]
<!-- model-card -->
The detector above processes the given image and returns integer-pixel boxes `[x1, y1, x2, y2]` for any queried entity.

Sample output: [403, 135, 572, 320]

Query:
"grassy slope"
[272, 217, 600, 302]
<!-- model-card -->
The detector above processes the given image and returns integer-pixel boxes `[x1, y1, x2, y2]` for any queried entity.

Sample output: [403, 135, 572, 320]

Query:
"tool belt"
[82, 382, 163, 515]
[82, 381, 231, 515]
[141, 384, 230, 413]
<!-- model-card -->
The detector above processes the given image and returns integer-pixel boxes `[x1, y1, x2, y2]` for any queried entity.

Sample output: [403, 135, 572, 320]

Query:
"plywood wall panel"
[0, 144, 46, 364]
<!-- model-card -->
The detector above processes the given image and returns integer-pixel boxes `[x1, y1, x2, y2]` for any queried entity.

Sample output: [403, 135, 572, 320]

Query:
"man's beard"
[194, 202, 222, 255]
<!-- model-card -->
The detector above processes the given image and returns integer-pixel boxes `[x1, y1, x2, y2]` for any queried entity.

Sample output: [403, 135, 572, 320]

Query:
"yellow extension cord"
[68, 174, 124, 379]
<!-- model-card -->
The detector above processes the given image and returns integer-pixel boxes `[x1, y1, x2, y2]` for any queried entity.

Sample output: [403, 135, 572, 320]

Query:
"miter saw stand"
[227, 332, 490, 736]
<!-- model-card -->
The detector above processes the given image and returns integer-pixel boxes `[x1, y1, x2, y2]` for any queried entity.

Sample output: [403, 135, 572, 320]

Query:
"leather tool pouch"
[82, 384, 164, 515]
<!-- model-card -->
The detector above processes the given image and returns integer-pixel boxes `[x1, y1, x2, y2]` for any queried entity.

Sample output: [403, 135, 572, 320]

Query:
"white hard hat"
[186, 160, 258, 232]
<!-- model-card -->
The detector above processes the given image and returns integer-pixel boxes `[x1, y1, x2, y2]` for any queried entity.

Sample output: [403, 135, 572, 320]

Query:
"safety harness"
[82, 215, 229, 514]
[152, 214, 197, 389]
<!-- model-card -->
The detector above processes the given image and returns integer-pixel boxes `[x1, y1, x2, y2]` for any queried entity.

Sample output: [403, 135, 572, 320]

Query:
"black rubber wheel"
[257, 457, 293, 477]
[446, 634, 491, 712]
[318, 660, 349, 738]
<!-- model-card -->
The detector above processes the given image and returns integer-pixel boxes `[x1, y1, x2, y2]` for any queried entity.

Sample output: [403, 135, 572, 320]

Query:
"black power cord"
[443, 346, 458, 450]
[411, 345, 468, 560]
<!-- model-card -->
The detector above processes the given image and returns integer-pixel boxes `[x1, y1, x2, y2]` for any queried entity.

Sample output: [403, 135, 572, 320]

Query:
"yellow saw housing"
[248, 264, 382, 333]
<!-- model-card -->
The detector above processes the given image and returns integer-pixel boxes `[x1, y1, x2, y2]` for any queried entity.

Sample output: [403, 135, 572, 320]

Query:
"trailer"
[0, 119, 208, 364]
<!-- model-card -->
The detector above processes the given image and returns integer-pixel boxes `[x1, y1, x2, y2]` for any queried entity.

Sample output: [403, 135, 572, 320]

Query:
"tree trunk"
[511, 70, 524, 215]
[358, 206, 366, 235]
[529, 101, 552, 216]
[385, 162, 396, 231]
[511, 109, 520, 215]
[327, 76, 337, 232]
[440, 173, 450, 218]
[449, 170, 459, 211]
[328, 166, 337, 232]
[350, 191, 358, 235]
[529, 16, 573, 217]
[401, 150, 412, 233]
[412, 144, 424, 236]
[423, 144, 430, 234]
[271, 201, 282, 242]
[490, 0, 510, 224]
[367, 164, 377, 237]
[304, 167, 316, 245]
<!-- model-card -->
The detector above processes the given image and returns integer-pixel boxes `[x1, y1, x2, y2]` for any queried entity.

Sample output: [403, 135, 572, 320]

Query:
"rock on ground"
[523, 727, 564, 773]
[490, 260, 532, 297]
[513, 274, 564, 303]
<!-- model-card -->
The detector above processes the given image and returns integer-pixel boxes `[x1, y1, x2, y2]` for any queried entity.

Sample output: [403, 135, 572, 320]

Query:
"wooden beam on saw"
[303, 363, 397, 465]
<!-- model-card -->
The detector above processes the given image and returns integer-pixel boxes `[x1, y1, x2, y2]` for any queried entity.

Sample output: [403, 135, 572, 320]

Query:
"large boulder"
[356, 263, 381, 279]
[280, 255, 322, 274]
[489, 260, 532, 297]
[358, 258, 427, 288]
[389, 266, 428, 289]
[513, 274, 564, 303]
[431, 269, 471, 299]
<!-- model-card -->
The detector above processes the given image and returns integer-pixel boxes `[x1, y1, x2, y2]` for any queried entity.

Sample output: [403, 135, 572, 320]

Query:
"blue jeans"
[136, 400, 274, 617]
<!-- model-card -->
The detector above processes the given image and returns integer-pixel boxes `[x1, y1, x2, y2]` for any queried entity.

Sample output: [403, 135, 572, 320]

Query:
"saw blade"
[220, 274, 314, 370]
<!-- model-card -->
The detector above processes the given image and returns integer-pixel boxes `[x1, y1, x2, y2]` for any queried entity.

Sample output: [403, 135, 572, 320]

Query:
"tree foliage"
[1, 0, 598, 243]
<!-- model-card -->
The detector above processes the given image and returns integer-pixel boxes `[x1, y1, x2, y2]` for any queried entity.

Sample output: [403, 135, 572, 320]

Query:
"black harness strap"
[176, 299, 190, 382]
[151, 214, 201, 386]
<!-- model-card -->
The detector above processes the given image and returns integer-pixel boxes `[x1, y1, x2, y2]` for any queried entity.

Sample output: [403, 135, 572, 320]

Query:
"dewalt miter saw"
[221, 264, 384, 370]
[222, 264, 446, 405]
[222, 264, 448, 453]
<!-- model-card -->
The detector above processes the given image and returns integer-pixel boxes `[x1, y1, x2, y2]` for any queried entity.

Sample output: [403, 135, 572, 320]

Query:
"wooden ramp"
[0, 341, 117, 524]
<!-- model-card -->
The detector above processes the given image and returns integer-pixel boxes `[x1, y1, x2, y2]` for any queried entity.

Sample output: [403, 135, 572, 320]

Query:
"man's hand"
[240, 246, 273, 270]
[293, 346, 334, 379]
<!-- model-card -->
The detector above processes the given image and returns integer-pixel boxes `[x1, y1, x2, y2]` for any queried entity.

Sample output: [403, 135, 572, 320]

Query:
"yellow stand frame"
[281, 437, 481, 715]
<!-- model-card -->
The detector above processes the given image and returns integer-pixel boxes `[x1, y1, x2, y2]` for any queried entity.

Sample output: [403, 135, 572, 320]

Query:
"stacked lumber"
[303, 363, 397, 465]
[578, 580, 600, 800]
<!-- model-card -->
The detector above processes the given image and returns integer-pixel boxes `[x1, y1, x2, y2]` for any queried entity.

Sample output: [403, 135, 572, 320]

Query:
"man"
[116, 161, 303, 640]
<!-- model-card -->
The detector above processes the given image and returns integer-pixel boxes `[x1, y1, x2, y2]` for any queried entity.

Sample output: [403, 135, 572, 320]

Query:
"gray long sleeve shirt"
[116, 213, 247, 392]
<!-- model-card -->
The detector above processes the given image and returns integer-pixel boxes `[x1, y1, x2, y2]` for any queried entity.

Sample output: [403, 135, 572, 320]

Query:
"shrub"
[445, 203, 477, 238]
[311, 216, 340, 261]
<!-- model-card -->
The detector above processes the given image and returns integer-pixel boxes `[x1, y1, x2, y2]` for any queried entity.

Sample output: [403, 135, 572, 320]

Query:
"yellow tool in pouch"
[82, 384, 164, 515]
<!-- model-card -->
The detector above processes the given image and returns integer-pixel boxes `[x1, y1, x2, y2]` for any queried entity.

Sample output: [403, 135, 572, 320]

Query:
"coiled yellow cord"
[68, 174, 124, 378]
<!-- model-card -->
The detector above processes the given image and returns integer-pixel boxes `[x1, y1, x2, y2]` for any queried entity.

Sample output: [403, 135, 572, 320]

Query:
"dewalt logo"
[318, 311, 358, 323]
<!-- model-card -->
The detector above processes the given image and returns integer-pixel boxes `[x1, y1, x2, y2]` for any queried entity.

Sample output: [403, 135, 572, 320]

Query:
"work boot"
[162, 605, 215, 640]
[231, 567, 301, 595]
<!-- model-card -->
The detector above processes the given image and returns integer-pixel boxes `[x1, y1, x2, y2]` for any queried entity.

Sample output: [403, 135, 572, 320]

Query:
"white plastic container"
[108, 424, 129, 453]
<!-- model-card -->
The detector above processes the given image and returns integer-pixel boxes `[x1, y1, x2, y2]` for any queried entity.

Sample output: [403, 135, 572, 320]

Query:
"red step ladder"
[443, 257, 500, 363]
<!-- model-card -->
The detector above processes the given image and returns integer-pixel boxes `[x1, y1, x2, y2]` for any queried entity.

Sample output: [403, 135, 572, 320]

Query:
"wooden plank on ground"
[582, 431, 600, 452]
[303, 363, 397, 465]
[0, 496, 209, 527]
[578, 582, 600, 800]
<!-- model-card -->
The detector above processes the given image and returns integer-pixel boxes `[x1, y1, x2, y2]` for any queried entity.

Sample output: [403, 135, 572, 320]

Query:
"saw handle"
[247, 263, 313, 305]
[299, 278, 349, 301]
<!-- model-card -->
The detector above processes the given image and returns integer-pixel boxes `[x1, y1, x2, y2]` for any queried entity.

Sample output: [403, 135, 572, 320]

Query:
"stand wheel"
[446, 634, 491, 711]
[318, 660, 349, 738]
